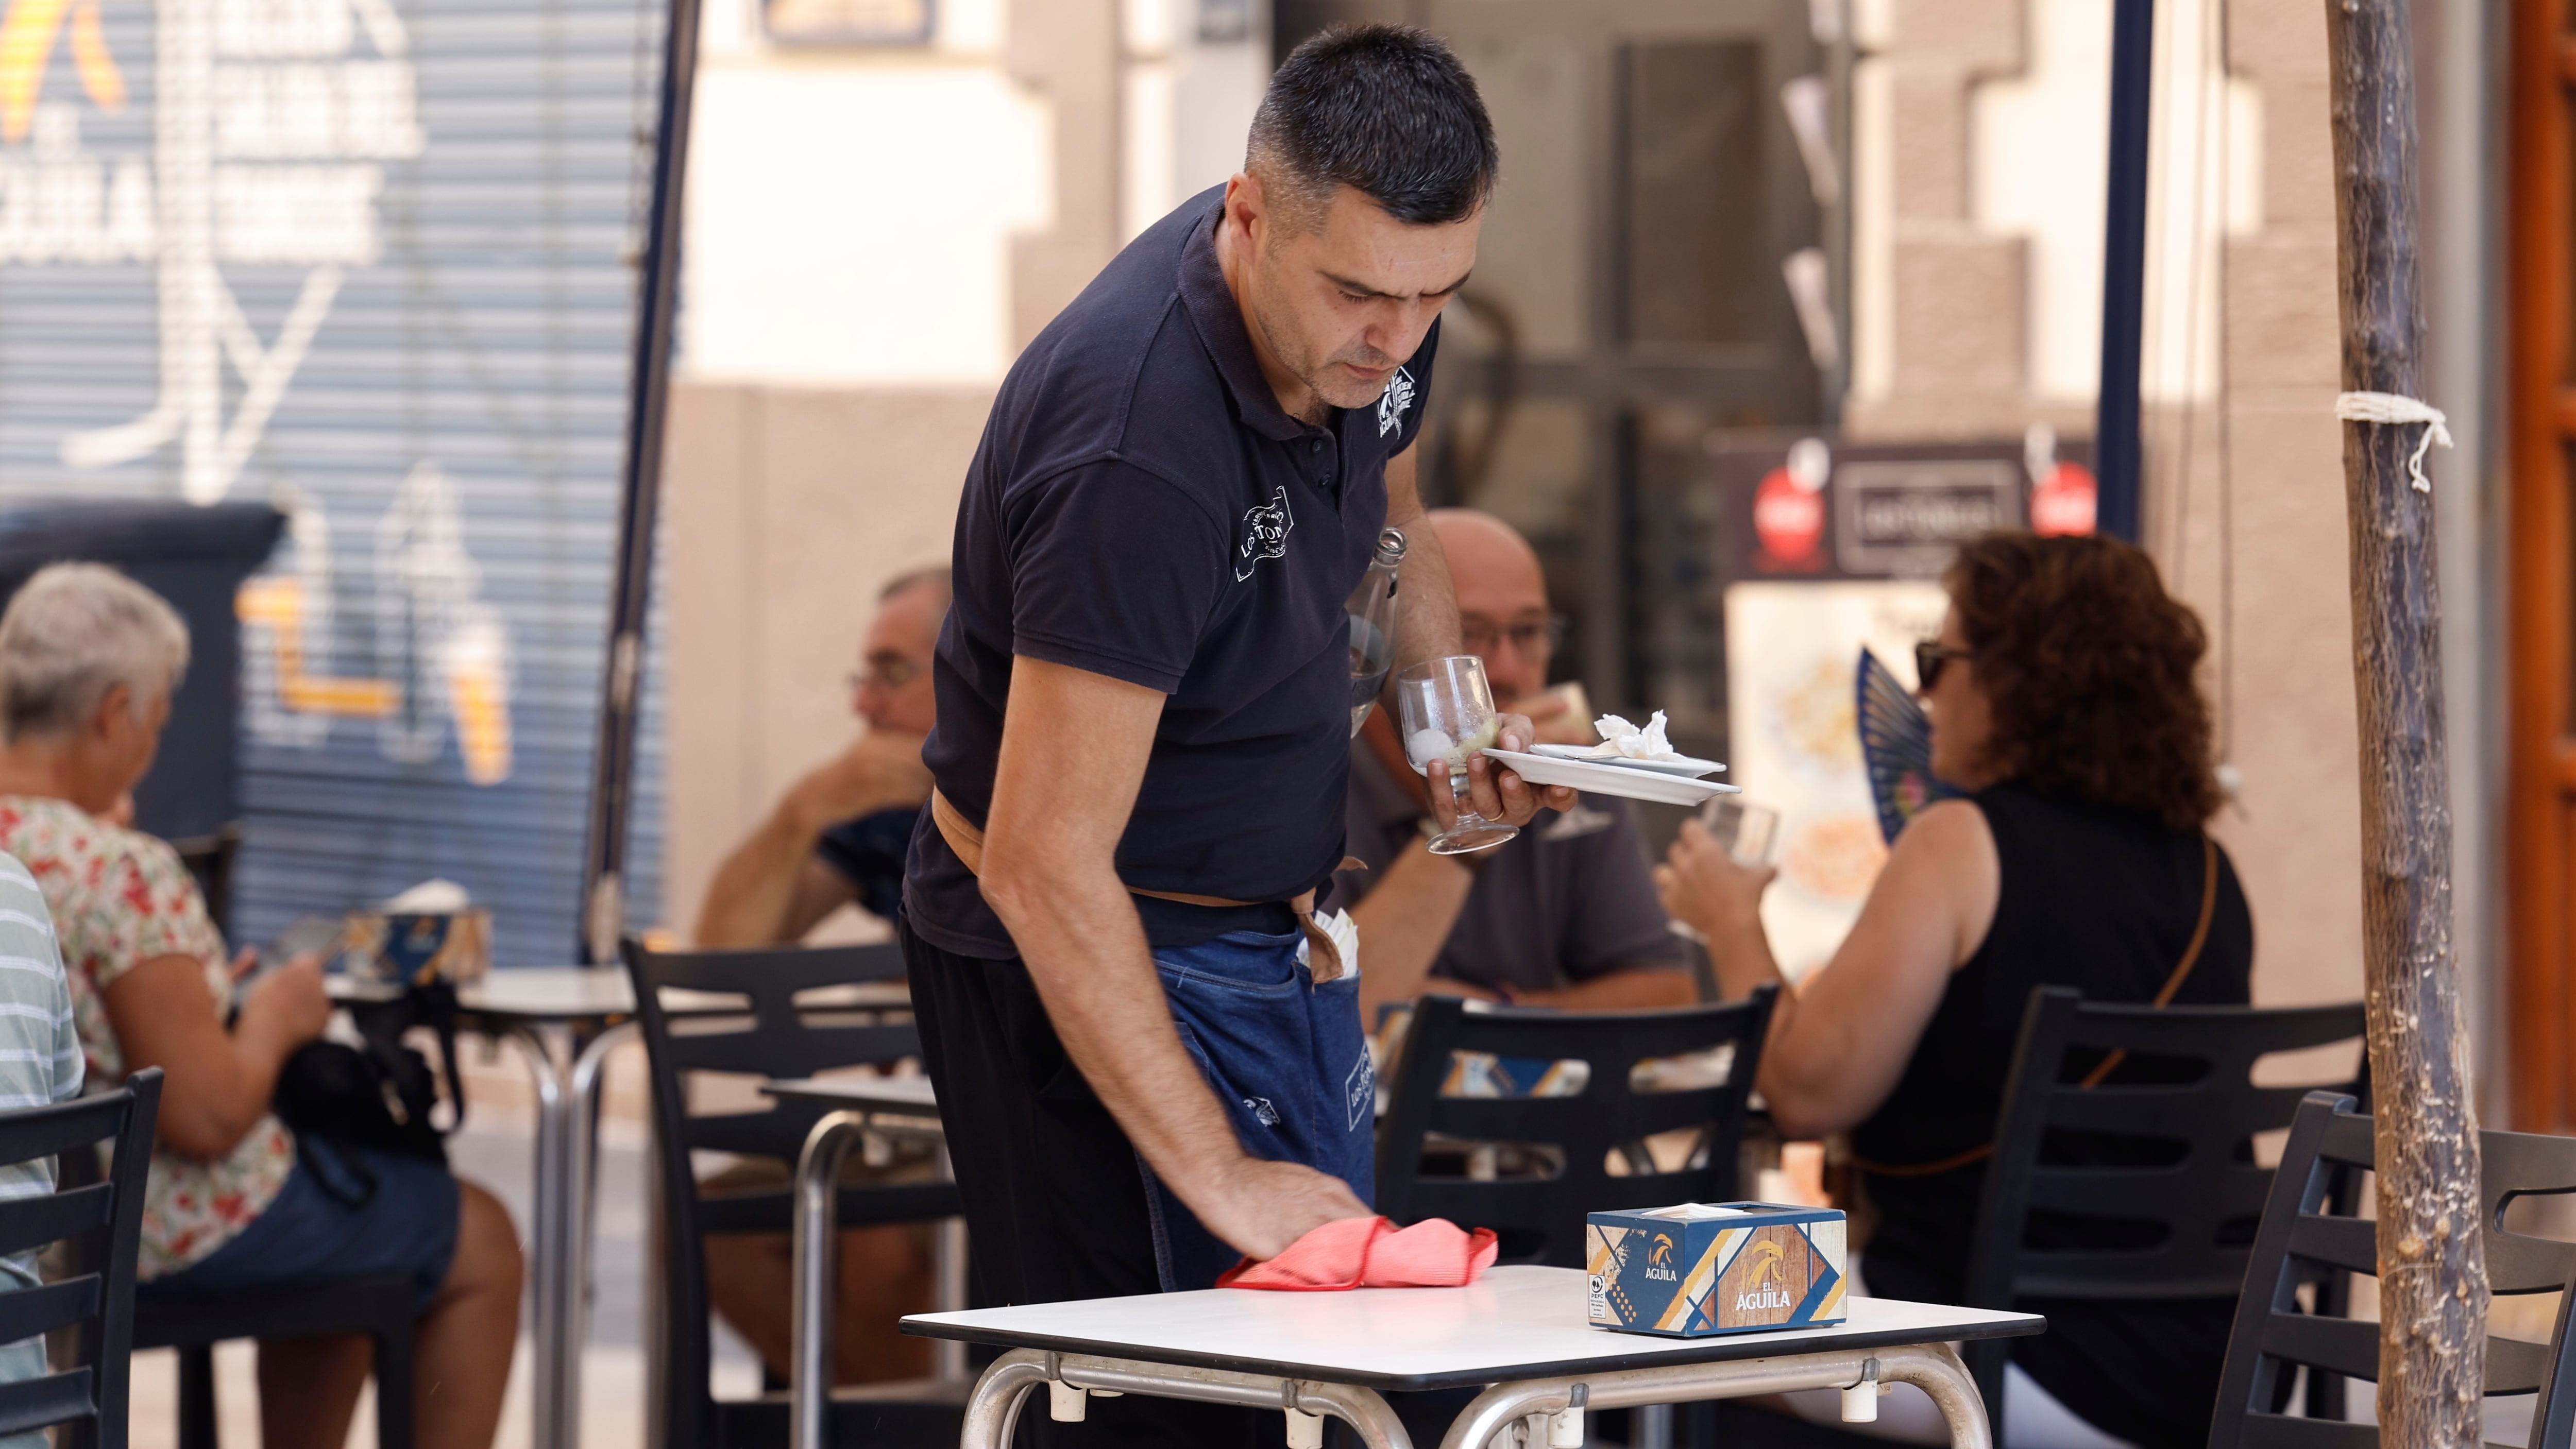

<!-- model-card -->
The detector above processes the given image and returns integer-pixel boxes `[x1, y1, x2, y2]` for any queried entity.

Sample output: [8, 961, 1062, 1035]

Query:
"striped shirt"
[0, 850, 81, 1421]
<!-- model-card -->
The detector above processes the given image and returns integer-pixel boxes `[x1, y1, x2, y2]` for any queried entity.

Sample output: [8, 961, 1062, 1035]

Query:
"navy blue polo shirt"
[904, 186, 1440, 958]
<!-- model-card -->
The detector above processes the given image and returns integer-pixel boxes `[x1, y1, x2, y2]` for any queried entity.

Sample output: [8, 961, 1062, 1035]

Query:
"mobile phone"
[256, 914, 347, 975]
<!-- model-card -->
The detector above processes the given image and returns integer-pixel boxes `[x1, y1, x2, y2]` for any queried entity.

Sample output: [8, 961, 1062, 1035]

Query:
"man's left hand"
[1426, 712, 1578, 828]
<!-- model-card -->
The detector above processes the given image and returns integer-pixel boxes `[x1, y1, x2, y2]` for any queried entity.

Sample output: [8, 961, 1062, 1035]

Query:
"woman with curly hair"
[1659, 530, 2247, 1449]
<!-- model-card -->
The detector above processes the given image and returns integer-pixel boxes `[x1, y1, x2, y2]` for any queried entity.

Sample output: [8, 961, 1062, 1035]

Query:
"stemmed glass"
[1396, 656, 1519, 855]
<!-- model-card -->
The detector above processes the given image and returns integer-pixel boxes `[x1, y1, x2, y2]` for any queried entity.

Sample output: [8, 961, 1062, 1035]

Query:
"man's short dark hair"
[1246, 24, 1497, 231]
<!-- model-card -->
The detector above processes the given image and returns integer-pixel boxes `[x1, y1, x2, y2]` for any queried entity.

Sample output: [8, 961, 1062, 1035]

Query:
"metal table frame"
[765, 1076, 971, 1449]
[958, 1340, 1991, 1449]
[898, 1269, 2040, 1449]
[333, 967, 636, 1449]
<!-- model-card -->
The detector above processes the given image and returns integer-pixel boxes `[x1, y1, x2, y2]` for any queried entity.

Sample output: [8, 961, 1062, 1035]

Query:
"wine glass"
[1395, 656, 1519, 855]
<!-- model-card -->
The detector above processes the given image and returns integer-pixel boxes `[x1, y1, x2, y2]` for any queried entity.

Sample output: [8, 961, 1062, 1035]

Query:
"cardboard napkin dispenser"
[1586, 1202, 1848, 1337]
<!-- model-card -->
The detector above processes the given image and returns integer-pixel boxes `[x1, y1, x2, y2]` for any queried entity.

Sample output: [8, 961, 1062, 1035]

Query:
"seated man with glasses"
[1339, 509, 1693, 1022]
[697, 566, 947, 947]
[691, 566, 948, 1387]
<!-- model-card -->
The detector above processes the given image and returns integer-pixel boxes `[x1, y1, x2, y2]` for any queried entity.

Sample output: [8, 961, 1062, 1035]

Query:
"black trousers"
[902, 920, 1266, 1448]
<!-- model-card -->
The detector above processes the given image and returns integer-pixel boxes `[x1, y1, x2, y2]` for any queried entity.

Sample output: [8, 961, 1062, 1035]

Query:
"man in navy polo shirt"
[902, 24, 1573, 1443]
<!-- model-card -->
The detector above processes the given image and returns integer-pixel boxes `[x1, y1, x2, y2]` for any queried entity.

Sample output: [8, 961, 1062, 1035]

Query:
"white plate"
[1528, 743, 1725, 778]
[1484, 748, 1742, 806]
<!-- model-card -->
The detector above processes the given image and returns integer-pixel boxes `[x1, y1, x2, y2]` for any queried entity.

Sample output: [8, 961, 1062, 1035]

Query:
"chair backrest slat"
[1374, 988, 1775, 1269]
[2208, 1092, 2576, 1449]
[0, 1368, 95, 1438]
[0, 1182, 113, 1261]
[1964, 989, 2366, 1443]
[0, 1068, 159, 1449]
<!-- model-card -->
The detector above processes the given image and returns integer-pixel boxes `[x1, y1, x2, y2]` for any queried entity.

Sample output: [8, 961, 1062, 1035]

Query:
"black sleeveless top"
[1852, 782, 2252, 1448]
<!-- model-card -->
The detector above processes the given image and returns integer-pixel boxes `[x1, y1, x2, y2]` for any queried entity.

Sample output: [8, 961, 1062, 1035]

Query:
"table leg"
[561, 1021, 634, 1449]
[1632, 1401, 1673, 1448]
[506, 1028, 574, 1449]
[1435, 1341, 1990, 1449]
[931, 1138, 968, 1384]
[953, 1348, 1415, 1449]
[791, 1110, 870, 1449]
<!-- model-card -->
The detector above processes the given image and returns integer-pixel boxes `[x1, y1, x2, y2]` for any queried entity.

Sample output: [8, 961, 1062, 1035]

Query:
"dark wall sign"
[1714, 432, 2097, 582]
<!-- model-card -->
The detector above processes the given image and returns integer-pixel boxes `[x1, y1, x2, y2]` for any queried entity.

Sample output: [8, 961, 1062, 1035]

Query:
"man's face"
[1230, 176, 1480, 412]
[853, 584, 943, 736]
[1433, 514, 1553, 706]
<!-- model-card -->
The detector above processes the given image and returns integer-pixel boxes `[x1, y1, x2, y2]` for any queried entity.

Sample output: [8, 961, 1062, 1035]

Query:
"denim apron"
[1140, 926, 1375, 1291]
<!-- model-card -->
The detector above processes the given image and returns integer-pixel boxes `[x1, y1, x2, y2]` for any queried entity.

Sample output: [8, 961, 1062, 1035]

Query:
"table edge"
[893, 1314, 2046, 1392]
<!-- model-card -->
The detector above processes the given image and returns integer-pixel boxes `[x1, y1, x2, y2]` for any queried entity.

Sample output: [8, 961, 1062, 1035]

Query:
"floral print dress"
[0, 797, 294, 1280]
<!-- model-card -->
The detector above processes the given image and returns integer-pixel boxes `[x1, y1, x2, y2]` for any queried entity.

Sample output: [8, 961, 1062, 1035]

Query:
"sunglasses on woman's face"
[1914, 642, 1975, 693]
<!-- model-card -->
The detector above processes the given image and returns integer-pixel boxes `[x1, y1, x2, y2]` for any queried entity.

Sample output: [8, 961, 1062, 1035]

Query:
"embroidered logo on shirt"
[1377, 366, 1416, 437]
[1235, 484, 1294, 581]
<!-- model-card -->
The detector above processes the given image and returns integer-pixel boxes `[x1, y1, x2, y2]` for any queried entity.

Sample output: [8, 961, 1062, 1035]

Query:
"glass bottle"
[1346, 526, 1406, 735]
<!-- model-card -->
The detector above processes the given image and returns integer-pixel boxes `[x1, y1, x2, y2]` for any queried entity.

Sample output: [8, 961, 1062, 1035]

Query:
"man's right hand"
[787, 728, 931, 833]
[1193, 1156, 1373, 1261]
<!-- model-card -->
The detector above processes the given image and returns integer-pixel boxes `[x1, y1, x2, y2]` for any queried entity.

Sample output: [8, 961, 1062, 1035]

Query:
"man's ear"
[1225, 169, 1268, 245]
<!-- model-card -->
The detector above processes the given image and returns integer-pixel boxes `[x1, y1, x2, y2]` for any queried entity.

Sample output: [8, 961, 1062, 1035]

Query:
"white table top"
[328, 966, 634, 1018]
[764, 1075, 939, 1113]
[901, 1265, 2043, 1392]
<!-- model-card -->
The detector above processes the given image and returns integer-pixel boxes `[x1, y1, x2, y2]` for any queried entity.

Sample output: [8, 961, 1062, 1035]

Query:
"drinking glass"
[1699, 796, 1782, 865]
[1395, 656, 1519, 855]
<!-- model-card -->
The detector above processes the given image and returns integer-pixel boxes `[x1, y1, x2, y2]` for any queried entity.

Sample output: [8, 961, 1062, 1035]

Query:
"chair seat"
[133, 1273, 418, 1349]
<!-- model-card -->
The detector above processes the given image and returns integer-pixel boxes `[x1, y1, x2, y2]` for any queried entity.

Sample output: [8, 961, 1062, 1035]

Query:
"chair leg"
[372, 1323, 417, 1449]
[176, 1345, 217, 1449]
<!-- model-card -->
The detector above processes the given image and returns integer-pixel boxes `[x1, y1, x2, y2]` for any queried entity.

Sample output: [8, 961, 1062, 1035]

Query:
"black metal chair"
[623, 936, 965, 1449]
[1375, 987, 1777, 1268]
[136, 1275, 420, 1449]
[1963, 986, 2368, 1443]
[0, 1068, 158, 1449]
[2209, 1091, 2576, 1449]
[57, 1092, 428, 1449]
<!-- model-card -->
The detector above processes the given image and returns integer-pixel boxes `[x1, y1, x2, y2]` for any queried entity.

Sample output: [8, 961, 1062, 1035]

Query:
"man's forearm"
[986, 860, 1248, 1208]
[697, 809, 816, 947]
[1351, 843, 1473, 1019]
[1384, 449, 1460, 668]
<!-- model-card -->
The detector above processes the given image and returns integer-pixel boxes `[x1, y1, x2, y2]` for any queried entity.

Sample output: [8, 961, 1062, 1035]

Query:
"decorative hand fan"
[1858, 646, 1962, 844]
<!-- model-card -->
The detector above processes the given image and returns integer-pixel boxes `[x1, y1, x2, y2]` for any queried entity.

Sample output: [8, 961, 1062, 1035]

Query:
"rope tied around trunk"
[2334, 391, 2452, 493]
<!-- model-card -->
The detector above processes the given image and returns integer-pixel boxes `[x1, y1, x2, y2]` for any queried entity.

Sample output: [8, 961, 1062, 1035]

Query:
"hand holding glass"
[1396, 656, 1519, 855]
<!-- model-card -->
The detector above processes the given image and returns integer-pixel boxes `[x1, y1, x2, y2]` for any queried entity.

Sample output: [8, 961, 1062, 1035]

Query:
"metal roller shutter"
[0, 0, 668, 966]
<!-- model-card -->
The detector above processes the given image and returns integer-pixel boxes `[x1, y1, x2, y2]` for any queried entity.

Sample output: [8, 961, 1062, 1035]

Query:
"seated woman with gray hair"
[0, 563, 522, 1449]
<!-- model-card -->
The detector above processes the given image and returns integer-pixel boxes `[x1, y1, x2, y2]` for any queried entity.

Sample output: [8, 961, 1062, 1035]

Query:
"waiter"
[901, 22, 1571, 1444]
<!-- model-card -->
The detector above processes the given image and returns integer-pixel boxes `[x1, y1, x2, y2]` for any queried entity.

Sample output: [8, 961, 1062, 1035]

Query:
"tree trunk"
[2324, 0, 2490, 1441]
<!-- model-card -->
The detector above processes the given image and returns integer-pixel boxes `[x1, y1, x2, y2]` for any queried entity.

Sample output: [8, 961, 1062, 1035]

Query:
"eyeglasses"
[1461, 613, 1568, 658]
[847, 659, 925, 694]
[1914, 642, 1975, 693]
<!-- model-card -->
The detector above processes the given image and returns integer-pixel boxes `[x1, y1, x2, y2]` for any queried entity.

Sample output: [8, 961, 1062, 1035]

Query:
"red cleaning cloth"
[1216, 1216, 1500, 1291]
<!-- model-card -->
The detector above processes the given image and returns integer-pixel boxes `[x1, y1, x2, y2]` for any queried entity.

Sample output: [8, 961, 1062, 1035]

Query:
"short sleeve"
[74, 836, 222, 996]
[1387, 317, 1442, 456]
[1007, 462, 1228, 693]
[1560, 798, 1694, 981]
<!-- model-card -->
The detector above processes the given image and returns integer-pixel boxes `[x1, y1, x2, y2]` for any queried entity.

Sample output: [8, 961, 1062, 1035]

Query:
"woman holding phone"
[0, 564, 522, 1449]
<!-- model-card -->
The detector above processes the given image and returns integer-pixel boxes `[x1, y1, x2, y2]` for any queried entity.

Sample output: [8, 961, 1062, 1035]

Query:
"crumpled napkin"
[1216, 1216, 1500, 1291]
[1582, 709, 1680, 761]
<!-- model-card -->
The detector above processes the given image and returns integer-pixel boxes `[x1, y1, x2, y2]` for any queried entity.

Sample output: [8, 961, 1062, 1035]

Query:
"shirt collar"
[1179, 202, 1317, 445]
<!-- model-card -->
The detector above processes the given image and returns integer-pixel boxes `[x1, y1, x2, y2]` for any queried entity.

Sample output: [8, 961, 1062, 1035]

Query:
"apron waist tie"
[929, 788, 1358, 983]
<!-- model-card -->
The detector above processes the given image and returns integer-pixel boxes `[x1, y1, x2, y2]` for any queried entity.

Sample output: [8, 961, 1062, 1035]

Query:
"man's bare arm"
[1383, 446, 1460, 671]
[980, 658, 1370, 1260]
[1350, 842, 1475, 1020]
[1384, 445, 1577, 827]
